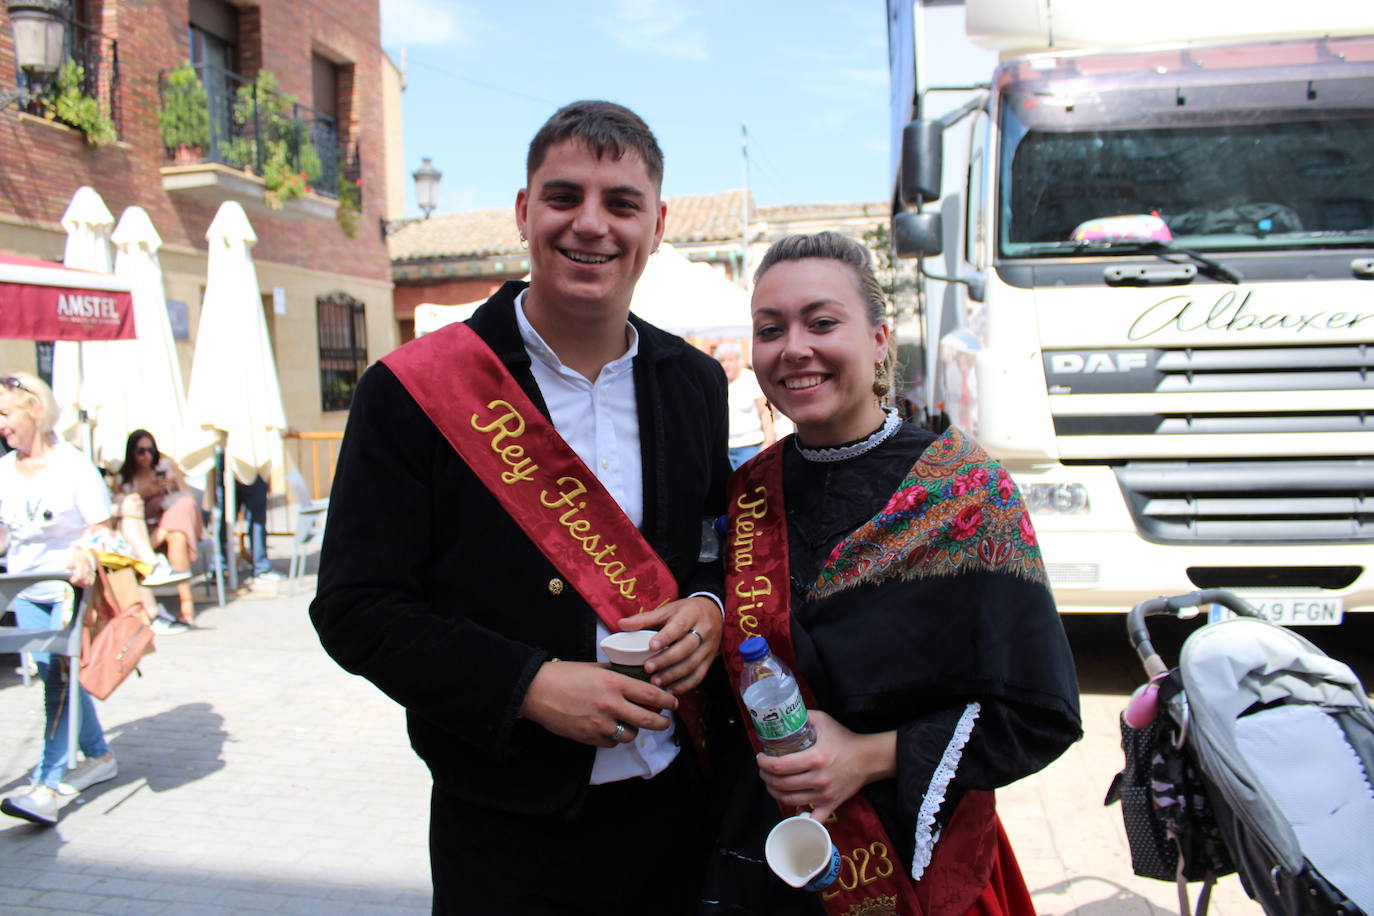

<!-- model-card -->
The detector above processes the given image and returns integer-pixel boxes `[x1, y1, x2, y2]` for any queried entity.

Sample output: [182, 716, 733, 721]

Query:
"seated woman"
[112, 429, 201, 622]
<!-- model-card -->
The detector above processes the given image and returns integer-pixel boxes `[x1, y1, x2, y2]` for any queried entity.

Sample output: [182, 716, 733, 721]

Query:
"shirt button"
[600, 458, 610, 469]
[548, 578, 564, 595]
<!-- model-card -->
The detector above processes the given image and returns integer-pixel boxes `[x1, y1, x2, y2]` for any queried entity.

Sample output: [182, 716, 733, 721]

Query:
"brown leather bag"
[80, 564, 155, 700]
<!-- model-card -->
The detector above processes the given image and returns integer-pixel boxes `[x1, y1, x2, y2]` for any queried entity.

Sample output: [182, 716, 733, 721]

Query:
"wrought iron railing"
[21, 17, 121, 136]
[158, 64, 342, 200]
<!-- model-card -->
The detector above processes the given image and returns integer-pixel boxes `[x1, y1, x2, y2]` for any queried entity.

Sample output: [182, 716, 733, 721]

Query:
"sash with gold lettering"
[380, 321, 703, 749]
[724, 443, 920, 916]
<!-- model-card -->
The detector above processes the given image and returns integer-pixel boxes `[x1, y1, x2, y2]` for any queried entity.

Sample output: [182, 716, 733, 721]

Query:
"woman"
[0, 373, 119, 825]
[713, 342, 776, 469]
[704, 233, 1082, 915]
[113, 429, 200, 622]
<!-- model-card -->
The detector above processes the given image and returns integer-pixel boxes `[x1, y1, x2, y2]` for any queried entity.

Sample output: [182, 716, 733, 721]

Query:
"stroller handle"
[1126, 589, 1259, 676]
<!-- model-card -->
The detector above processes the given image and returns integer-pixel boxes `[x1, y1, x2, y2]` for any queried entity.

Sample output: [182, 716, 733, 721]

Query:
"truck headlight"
[1023, 483, 1090, 515]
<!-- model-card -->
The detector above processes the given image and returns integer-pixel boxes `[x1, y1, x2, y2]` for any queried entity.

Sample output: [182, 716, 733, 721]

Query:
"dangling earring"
[872, 360, 890, 399]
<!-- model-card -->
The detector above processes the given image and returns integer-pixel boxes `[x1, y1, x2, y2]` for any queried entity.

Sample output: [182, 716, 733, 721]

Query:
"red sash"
[381, 321, 703, 748]
[724, 444, 921, 916]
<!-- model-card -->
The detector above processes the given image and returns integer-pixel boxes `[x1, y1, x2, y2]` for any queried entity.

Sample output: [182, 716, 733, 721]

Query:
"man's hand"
[619, 595, 720, 694]
[755, 711, 897, 821]
[519, 660, 678, 748]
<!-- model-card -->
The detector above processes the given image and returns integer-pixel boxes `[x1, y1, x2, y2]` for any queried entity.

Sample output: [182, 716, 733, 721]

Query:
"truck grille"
[1114, 458, 1374, 544]
[1047, 343, 1374, 437]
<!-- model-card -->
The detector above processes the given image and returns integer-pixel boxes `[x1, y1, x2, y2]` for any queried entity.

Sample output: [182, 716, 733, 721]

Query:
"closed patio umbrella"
[79, 206, 188, 469]
[52, 186, 117, 445]
[182, 201, 287, 591]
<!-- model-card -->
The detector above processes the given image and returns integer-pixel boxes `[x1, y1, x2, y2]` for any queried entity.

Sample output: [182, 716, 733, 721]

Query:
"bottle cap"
[740, 636, 770, 662]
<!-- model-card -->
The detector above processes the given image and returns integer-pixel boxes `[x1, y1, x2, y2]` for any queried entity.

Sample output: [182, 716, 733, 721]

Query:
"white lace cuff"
[910, 701, 981, 881]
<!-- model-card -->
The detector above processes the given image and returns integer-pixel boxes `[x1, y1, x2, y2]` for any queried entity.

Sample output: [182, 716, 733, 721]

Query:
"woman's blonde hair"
[1, 371, 60, 436]
[753, 231, 897, 402]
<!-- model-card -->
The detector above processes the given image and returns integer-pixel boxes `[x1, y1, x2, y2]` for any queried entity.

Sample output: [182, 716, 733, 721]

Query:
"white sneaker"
[1, 785, 64, 825]
[149, 617, 193, 635]
[142, 556, 191, 587]
[56, 754, 117, 796]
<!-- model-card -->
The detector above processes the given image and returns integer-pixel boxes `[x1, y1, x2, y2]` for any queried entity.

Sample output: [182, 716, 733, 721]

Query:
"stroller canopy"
[1176, 618, 1374, 914]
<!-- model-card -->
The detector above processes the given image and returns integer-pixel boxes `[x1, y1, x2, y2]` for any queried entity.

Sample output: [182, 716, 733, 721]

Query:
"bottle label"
[748, 689, 809, 740]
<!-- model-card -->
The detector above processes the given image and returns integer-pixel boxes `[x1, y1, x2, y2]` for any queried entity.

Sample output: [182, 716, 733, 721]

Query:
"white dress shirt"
[514, 292, 679, 784]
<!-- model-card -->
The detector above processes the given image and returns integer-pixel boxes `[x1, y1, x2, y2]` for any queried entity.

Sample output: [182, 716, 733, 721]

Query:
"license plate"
[1208, 597, 1344, 626]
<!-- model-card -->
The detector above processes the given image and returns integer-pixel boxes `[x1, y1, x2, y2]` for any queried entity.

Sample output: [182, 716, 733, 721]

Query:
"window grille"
[317, 292, 367, 411]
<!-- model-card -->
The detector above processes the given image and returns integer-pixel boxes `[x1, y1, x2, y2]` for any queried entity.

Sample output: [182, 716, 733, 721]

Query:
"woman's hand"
[67, 548, 97, 589]
[755, 710, 897, 821]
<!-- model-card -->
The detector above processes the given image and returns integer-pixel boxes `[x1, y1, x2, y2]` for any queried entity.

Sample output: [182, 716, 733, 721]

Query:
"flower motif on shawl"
[814, 427, 1046, 598]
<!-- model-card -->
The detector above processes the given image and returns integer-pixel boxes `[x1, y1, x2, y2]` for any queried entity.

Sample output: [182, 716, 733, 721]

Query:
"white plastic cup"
[765, 812, 841, 892]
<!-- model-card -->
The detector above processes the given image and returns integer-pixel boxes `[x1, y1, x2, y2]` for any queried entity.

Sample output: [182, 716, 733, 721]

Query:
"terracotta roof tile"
[757, 201, 887, 222]
[664, 190, 752, 243]
[389, 190, 756, 263]
[388, 209, 523, 263]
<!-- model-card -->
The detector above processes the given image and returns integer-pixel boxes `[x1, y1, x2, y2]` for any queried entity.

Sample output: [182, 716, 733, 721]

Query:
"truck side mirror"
[893, 211, 942, 259]
[901, 120, 943, 205]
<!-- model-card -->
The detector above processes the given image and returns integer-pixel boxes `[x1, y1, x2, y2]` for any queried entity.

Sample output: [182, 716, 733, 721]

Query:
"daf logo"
[1049, 352, 1150, 374]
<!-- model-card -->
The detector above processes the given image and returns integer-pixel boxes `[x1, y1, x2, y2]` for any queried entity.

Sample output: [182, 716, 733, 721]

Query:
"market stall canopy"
[0, 252, 134, 340]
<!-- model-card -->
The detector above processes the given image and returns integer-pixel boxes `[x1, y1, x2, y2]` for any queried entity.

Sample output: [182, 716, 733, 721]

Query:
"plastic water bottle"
[739, 636, 816, 756]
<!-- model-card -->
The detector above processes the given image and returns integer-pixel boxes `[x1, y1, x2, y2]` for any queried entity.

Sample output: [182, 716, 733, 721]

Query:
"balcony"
[157, 64, 356, 221]
[17, 17, 121, 144]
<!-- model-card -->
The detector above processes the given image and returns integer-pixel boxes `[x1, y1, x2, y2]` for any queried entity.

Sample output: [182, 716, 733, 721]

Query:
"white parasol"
[628, 242, 751, 339]
[182, 201, 288, 590]
[76, 206, 188, 469]
[52, 185, 117, 444]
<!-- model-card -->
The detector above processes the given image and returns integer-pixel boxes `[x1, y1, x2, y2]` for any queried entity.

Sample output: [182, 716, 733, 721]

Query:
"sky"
[380, 0, 894, 219]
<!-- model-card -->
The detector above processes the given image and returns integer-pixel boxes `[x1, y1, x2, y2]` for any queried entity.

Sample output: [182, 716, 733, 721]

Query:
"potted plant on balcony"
[159, 62, 210, 163]
[336, 173, 362, 238]
[48, 60, 117, 147]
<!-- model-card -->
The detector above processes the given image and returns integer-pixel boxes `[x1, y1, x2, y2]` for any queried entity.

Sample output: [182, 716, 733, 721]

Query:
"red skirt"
[965, 819, 1036, 916]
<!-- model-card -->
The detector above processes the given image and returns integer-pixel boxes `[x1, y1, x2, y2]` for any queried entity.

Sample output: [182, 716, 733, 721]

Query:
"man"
[310, 101, 730, 915]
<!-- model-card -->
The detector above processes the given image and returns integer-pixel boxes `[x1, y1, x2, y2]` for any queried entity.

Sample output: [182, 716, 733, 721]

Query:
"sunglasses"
[135, 446, 156, 455]
[1, 376, 34, 396]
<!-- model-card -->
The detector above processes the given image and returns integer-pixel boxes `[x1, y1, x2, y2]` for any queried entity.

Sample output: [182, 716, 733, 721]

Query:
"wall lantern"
[412, 157, 442, 219]
[3, 0, 68, 109]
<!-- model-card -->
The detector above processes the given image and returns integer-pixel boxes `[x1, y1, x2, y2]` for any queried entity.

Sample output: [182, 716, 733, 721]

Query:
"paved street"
[9, 554, 1371, 914]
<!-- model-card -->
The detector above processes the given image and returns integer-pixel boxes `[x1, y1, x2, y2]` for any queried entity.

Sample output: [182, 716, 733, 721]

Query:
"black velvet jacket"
[310, 281, 731, 817]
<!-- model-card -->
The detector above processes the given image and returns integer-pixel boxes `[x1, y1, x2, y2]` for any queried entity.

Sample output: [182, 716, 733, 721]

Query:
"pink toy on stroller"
[1107, 589, 1374, 916]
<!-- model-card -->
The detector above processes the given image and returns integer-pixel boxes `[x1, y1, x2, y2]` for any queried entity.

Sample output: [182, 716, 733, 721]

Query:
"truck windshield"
[996, 42, 1374, 258]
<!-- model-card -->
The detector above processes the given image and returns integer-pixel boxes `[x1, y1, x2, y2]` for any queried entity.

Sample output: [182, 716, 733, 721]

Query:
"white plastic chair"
[286, 469, 328, 596]
[0, 571, 89, 766]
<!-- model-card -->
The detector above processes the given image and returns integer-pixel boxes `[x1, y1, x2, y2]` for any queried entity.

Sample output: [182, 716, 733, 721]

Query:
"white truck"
[888, 0, 1374, 622]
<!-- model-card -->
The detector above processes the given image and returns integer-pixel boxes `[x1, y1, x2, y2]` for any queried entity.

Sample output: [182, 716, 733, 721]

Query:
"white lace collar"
[795, 407, 902, 463]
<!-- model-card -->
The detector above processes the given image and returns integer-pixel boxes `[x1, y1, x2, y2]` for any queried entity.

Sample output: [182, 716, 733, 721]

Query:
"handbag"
[79, 564, 156, 700]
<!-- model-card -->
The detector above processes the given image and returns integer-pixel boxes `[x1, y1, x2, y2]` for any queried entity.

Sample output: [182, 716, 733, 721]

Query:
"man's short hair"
[526, 100, 664, 191]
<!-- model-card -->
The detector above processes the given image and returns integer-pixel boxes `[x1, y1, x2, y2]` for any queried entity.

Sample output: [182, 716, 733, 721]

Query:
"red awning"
[0, 252, 135, 341]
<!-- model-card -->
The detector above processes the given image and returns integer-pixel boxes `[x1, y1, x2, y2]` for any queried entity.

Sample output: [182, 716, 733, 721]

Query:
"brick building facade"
[0, 0, 397, 442]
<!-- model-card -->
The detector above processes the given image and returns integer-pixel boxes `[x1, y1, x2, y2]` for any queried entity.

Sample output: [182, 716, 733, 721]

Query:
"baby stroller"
[1106, 589, 1374, 916]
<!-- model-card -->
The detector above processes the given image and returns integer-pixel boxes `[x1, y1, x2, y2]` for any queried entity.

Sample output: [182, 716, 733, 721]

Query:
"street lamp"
[412, 157, 442, 219]
[3, 0, 69, 110]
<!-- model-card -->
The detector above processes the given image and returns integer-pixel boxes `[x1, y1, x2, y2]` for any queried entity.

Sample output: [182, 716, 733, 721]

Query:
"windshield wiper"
[1040, 238, 1243, 284]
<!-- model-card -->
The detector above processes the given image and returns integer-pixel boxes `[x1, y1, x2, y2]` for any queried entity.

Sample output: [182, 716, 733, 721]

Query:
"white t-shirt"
[726, 369, 766, 448]
[0, 441, 112, 602]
